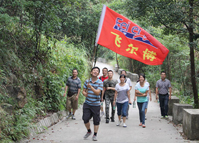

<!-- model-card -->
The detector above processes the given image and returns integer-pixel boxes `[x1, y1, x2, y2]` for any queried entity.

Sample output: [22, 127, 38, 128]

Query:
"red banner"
[95, 5, 169, 65]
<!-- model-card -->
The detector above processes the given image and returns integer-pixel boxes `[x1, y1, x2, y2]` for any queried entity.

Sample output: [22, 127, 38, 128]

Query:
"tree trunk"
[189, 0, 199, 108]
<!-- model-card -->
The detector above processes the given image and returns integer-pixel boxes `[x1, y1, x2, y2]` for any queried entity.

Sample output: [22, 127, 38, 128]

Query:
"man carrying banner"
[82, 67, 103, 141]
[99, 67, 108, 117]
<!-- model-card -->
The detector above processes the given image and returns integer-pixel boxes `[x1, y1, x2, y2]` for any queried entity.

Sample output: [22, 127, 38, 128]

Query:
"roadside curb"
[19, 111, 67, 143]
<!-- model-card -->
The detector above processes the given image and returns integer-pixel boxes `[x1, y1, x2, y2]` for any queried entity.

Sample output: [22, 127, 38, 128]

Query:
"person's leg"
[116, 102, 122, 117]
[116, 102, 122, 126]
[121, 101, 128, 126]
[110, 96, 115, 121]
[105, 94, 110, 122]
[145, 108, 147, 114]
[141, 102, 148, 125]
[72, 94, 78, 117]
[66, 96, 72, 118]
[159, 95, 165, 117]
[82, 103, 92, 139]
[137, 102, 142, 124]
[145, 97, 149, 115]
[85, 122, 90, 130]
[164, 94, 169, 116]
[126, 105, 129, 119]
[92, 105, 100, 140]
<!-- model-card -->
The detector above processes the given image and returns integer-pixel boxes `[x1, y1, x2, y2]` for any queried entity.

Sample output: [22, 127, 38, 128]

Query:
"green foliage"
[0, 0, 92, 141]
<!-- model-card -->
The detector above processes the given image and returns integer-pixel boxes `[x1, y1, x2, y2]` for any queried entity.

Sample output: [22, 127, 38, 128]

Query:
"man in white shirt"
[118, 70, 132, 119]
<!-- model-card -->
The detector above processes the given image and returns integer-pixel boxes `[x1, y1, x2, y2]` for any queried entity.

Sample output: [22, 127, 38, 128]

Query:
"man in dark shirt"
[156, 71, 172, 119]
[63, 69, 81, 120]
[102, 70, 118, 123]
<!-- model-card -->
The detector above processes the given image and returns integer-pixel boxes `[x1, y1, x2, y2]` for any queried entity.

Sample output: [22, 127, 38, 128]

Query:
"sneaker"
[116, 120, 122, 126]
[165, 116, 169, 119]
[161, 116, 165, 119]
[92, 135, 97, 141]
[106, 119, 109, 124]
[84, 132, 92, 139]
[142, 125, 146, 128]
[145, 116, 147, 120]
[72, 115, 76, 120]
[139, 123, 142, 126]
[123, 123, 127, 128]
[66, 113, 72, 119]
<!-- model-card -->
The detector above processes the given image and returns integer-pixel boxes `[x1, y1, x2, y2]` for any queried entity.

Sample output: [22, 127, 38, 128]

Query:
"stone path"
[28, 62, 196, 143]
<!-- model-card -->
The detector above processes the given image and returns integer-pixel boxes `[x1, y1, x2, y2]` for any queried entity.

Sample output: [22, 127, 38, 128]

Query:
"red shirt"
[99, 76, 108, 82]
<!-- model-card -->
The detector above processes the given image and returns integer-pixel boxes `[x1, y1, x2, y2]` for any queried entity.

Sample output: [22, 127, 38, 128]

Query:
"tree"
[125, 0, 199, 108]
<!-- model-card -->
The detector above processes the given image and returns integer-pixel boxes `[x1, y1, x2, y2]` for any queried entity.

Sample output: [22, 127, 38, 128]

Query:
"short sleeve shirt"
[66, 76, 81, 97]
[103, 79, 118, 97]
[156, 79, 171, 94]
[83, 78, 103, 106]
[117, 78, 132, 87]
[115, 83, 130, 103]
[99, 76, 108, 82]
[135, 82, 149, 103]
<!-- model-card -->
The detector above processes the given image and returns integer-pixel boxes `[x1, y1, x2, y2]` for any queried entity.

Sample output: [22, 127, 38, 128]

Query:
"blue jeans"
[159, 94, 169, 117]
[137, 102, 148, 125]
[116, 101, 128, 117]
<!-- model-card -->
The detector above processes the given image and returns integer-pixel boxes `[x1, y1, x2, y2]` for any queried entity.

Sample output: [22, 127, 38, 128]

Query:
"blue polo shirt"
[83, 78, 103, 106]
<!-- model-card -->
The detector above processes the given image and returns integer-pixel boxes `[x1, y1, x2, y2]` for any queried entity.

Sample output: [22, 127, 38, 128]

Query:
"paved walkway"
[29, 62, 190, 143]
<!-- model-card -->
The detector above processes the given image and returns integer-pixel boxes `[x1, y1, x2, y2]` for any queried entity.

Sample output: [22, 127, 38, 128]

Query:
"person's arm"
[169, 87, 172, 100]
[156, 81, 159, 100]
[135, 90, 147, 97]
[127, 90, 132, 104]
[87, 83, 101, 95]
[82, 88, 88, 97]
[113, 90, 117, 106]
[149, 86, 152, 101]
[156, 87, 159, 100]
[128, 78, 133, 91]
[75, 88, 81, 100]
[101, 87, 106, 102]
[107, 87, 116, 91]
[63, 85, 68, 97]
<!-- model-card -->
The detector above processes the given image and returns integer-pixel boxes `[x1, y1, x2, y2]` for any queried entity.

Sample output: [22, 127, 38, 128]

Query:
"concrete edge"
[20, 110, 67, 143]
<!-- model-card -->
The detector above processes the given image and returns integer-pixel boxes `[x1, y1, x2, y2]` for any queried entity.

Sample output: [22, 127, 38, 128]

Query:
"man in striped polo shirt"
[63, 69, 81, 120]
[82, 67, 103, 141]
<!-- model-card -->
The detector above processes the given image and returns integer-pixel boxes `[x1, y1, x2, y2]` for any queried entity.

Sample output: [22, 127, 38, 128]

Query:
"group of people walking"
[63, 67, 172, 141]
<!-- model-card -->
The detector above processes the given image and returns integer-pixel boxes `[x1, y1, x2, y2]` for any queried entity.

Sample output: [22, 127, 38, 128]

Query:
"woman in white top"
[113, 74, 132, 128]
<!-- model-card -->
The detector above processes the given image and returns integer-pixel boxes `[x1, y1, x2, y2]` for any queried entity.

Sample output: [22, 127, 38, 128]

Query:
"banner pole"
[92, 45, 99, 67]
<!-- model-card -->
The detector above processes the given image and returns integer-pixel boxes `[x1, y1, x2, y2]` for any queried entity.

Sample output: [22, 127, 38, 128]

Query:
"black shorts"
[82, 103, 100, 125]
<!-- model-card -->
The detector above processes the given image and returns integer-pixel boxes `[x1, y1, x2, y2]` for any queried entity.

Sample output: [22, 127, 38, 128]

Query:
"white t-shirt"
[117, 78, 132, 88]
[115, 83, 130, 103]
